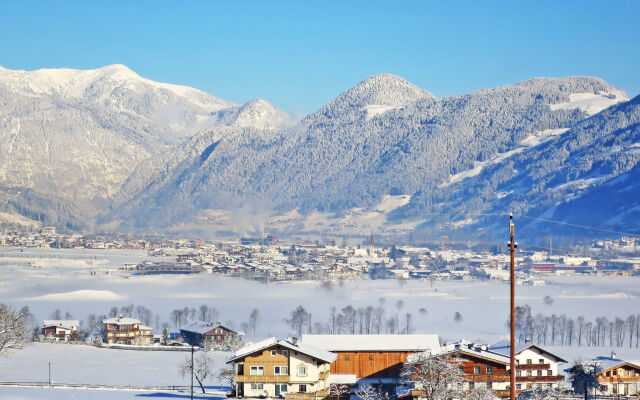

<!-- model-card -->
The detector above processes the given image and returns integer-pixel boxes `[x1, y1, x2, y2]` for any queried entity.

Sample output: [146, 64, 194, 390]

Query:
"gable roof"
[227, 337, 337, 364]
[489, 340, 568, 363]
[101, 317, 141, 325]
[590, 356, 640, 372]
[179, 321, 241, 335]
[42, 320, 79, 329]
[414, 339, 509, 365]
[301, 334, 440, 352]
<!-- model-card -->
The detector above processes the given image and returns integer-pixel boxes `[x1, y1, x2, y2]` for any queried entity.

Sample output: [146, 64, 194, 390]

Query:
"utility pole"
[509, 214, 517, 400]
[48, 361, 51, 388]
[191, 346, 194, 400]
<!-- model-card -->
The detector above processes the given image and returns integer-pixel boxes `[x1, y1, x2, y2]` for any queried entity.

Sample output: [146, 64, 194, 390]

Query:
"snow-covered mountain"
[103, 73, 634, 239]
[1, 64, 636, 238]
[0, 65, 290, 228]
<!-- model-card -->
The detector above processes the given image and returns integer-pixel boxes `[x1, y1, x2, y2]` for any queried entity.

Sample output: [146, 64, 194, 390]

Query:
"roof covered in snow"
[101, 317, 141, 325]
[489, 340, 568, 363]
[227, 337, 337, 364]
[179, 321, 241, 335]
[302, 334, 440, 352]
[42, 320, 79, 328]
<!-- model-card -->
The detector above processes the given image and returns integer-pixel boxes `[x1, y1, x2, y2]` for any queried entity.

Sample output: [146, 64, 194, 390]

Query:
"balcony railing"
[517, 364, 550, 370]
[465, 374, 564, 383]
[235, 375, 291, 383]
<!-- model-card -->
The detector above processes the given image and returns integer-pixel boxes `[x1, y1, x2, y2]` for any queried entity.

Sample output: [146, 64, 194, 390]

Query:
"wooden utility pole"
[509, 214, 517, 400]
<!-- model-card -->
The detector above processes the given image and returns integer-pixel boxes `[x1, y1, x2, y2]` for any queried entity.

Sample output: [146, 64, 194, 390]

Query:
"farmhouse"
[41, 320, 79, 342]
[591, 354, 640, 396]
[226, 337, 336, 399]
[489, 339, 567, 392]
[180, 321, 243, 349]
[101, 316, 153, 345]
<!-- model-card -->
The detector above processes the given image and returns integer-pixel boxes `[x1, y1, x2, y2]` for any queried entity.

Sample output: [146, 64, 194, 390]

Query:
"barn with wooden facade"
[301, 334, 440, 385]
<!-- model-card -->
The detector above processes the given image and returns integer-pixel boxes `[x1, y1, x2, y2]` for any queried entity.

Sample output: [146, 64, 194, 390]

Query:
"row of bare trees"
[513, 304, 640, 347]
[285, 299, 430, 337]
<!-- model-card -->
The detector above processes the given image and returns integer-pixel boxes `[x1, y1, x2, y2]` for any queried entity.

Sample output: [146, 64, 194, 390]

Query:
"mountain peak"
[310, 73, 434, 120]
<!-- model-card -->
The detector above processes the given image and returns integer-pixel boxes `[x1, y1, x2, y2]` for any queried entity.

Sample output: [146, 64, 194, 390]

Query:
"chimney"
[525, 338, 531, 344]
[611, 351, 617, 359]
[292, 337, 298, 346]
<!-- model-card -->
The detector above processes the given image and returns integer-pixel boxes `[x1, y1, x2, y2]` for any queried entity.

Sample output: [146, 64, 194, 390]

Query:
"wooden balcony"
[465, 374, 511, 382]
[235, 375, 291, 383]
[517, 375, 564, 383]
[599, 376, 640, 383]
[465, 374, 563, 383]
[517, 364, 550, 370]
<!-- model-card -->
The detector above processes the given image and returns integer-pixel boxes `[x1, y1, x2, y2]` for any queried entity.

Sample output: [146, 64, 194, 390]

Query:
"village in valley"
[2, 225, 640, 400]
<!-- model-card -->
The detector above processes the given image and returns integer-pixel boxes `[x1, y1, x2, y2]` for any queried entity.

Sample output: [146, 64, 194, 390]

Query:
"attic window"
[271, 350, 277, 356]
[283, 350, 289, 356]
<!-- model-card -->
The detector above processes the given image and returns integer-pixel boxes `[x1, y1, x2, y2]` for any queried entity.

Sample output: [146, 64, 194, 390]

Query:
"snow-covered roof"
[489, 340, 567, 363]
[302, 334, 440, 352]
[42, 320, 79, 328]
[227, 337, 337, 364]
[412, 339, 508, 365]
[101, 317, 141, 325]
[179, 321, 239, 335]
[589, 356, 640, 372]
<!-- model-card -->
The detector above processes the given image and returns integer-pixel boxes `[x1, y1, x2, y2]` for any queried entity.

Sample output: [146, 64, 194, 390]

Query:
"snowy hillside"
[0, 65, 290, 228]
[106, 74, 633, 239]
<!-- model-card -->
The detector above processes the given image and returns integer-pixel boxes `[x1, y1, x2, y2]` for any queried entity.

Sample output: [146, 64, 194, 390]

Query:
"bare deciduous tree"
[401, 352, 465, 400]
[0, 304, 29, 355]
[179, 351, 214, 393]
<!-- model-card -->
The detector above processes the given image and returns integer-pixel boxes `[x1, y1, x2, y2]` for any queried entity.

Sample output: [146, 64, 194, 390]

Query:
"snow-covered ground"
[2, 246, 640, 400]
[549, 91, 628, 116]
[0, 386, 226, 400]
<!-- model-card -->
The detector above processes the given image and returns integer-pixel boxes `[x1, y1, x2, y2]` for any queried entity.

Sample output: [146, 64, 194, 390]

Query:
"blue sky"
[1, 1, 639, 113]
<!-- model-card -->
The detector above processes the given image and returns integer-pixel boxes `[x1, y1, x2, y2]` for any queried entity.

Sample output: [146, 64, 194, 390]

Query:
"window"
[251, 383, 264, 390]
[283, 350, 289, 356]
[299, 384, 307, 393]
[487, 382, 493, 389]
[459, 366, 465, 373]
[486, 366, 494, 375]
[298, 365, 308, 376]
[250, 366, 264, 376]
[601, 385, 608, 391]
[526, 359, 532, 365]
[526, 371, 532, 377]
[537, 370, 543, 376]
[547, 370, 552, 376]
[274, 366, 289, 375]
[279, 384, 288, 393]
[469, 382, 475, 389]
[271, 350, 277, 356]
[473, 366, 481, 375]
[517, 370, 522, 377]
[539, 359, 544, 364]
[516, 384, 522, 390]
[613, 369, 617, 376]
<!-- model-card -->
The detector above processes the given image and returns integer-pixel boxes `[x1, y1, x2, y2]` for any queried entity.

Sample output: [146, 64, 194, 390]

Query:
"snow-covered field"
[0, 386, 226, 400]
[2, 247, 640, 399]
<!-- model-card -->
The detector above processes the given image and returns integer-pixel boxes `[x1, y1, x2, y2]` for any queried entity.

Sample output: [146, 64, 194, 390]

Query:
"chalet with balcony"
[180, 321, 244, 349]
[41, 320, 79, 342]
[489, 340, 567, 392]
[226, 337, 336, 399]
[101, 316, 153, 345]
[591, 354, 640, 396]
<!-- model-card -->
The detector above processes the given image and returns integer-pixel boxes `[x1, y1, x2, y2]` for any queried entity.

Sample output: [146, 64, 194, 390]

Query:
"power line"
[516, 215, 640, 238]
